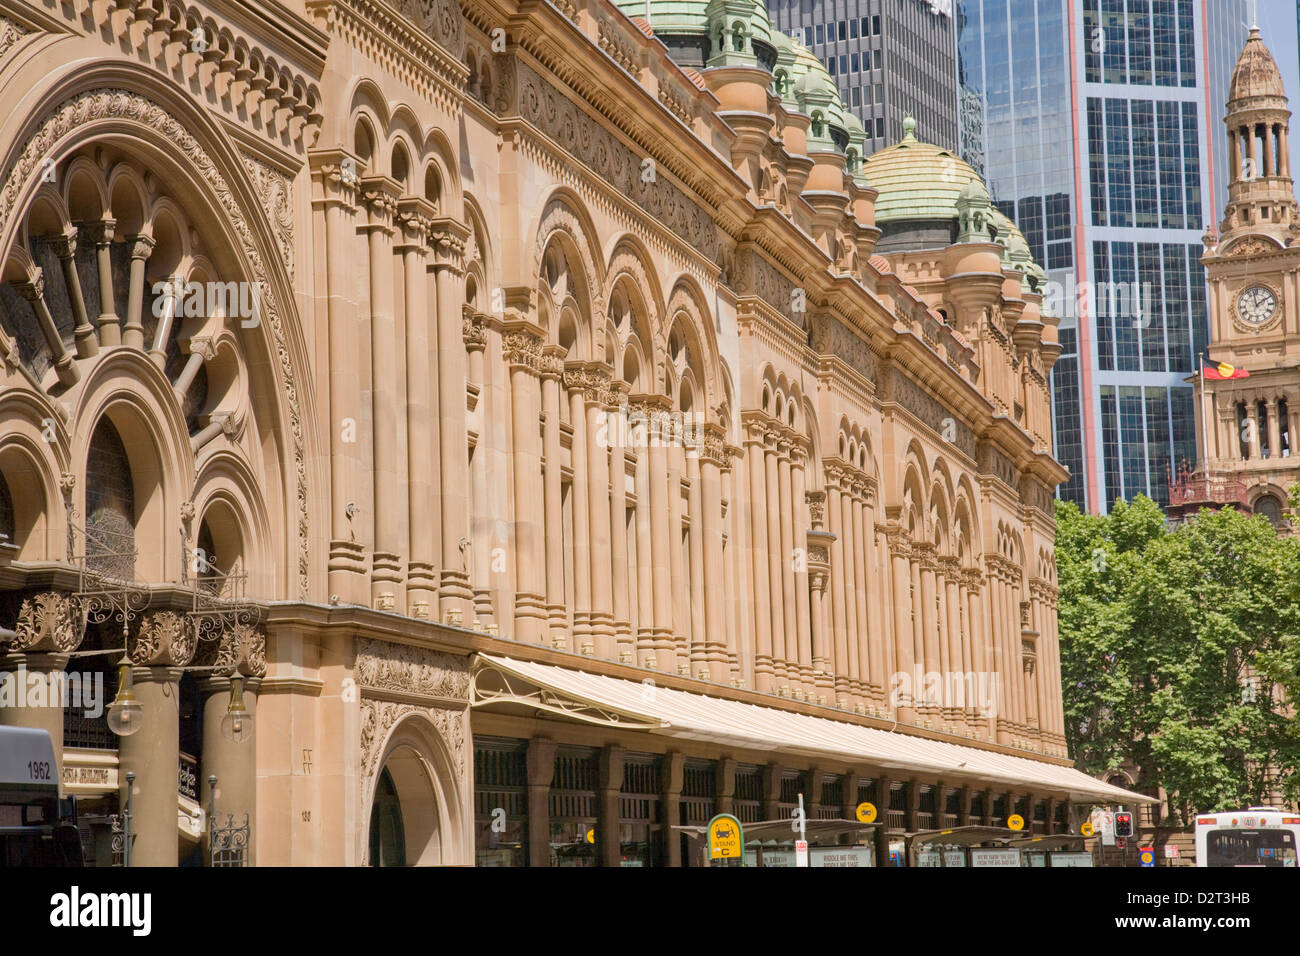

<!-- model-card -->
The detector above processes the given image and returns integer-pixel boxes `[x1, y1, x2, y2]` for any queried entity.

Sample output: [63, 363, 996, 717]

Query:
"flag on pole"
[1203, 362, 1249, 380]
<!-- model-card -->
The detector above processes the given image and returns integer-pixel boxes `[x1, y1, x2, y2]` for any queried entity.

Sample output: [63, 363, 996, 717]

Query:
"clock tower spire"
[1174, 27, 1300, 527]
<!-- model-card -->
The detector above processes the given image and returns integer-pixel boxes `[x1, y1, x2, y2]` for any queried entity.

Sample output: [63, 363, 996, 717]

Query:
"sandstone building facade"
[0, 0, 1141, 865]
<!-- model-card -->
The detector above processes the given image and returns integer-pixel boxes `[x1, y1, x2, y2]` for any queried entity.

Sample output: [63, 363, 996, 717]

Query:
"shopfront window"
[474, 738, 528, 867]
[550, 748, 599, 866]
[618, 756, 662, 867]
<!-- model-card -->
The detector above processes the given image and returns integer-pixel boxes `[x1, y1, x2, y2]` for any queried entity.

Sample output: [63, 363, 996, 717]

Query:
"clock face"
[1237, 285, 1278, 325]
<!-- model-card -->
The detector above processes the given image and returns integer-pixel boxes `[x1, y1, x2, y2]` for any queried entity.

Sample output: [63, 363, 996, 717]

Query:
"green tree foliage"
[1055, 496, 1300, 823]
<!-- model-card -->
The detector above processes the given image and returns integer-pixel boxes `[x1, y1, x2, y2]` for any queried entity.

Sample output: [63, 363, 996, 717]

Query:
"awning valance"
[471, 654, 1158, 806]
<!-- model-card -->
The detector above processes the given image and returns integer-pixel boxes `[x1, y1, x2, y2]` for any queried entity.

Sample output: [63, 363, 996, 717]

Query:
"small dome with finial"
[1228, 28, 1288, 104]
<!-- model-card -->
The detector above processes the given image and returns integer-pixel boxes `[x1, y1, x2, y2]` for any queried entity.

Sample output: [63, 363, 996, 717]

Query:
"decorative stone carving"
[808, 314, 877, 383]
[503, 328, 545, 371]
[516, 63, 720, 264]
[394, 0, 465, 58]
[354, 637, 471, 700]
[243, 154, 296, 281]
[0, 16, 27, 60]
[882, 367, 976, 459]
[358, 697, 469, 785]
[8, 592, 78, 653]
[0, 90, 311, 597]
[131, 611, 197, 667]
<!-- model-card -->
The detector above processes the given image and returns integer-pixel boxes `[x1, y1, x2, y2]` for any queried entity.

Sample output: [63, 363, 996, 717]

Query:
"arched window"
[1254, 494, 1283, 527]
[0, 470, 13, 546]
[86, 418, 135, 577]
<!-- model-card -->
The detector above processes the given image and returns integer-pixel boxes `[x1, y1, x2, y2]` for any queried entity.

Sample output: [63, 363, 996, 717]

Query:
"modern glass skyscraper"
[958, 0, 1247, 512]
[767, 0, 960, 155]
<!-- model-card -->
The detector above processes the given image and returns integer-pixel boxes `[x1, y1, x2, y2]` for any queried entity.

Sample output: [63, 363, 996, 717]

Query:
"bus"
[1195, 808, 1300, 867]
[0, 727, 84, 866]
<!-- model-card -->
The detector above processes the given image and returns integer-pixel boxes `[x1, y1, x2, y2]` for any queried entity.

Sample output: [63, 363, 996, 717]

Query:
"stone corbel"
[6, 592, 80, 653]
[131, 610, 197, 667]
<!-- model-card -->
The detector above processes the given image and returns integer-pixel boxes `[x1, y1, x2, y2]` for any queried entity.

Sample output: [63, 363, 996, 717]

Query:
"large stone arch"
[355, 638, 473, 866]
[0, 75, 317, 597]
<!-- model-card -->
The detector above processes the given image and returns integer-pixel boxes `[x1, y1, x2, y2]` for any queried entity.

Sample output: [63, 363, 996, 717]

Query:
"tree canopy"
[1055, 495, 1300, 823]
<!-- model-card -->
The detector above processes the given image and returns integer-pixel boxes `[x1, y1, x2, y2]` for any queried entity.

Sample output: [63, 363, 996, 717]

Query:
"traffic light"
[1115, 811, 1134, 838]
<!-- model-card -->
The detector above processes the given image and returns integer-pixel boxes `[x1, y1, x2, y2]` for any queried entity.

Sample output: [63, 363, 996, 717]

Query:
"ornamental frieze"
[355, 637, 471, 701]
[131, 611, 197, 667]
[359, 698, 469, 782]
[394, 0, 465, 59]
[808, 314, 877, 383]
[981, 443, 1020, 490]
[0, 15, 27, 60]
[878, 368, 975, 460]
[731, 247, 800, 320]
[513, 61, 720, 264]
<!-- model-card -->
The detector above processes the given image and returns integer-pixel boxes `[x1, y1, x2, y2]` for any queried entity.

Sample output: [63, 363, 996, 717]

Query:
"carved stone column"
[598, 745, 625, 868]
[310, 151, 367, 600]
[643, 398, 676, 670]
[764, 430, 785, 687]
[743, 418, 773, 690]
[608, 386, 633, 660]
[566, 368, 592, 649]
[504, 324, 547, 643]
[661, 751, 684, 868]
[120, 611, 197, 867]
[582, 367, 615, 657]
[398, 199, 437, 618]
[200, 625, 265, 865]
[790, 443, 811, 693]
[540, 349, 567, 641]
[887, 528, 916, 722]
[686, 448, 706, 675]
[50, 225, 98, 358]
[632, 403, 655, 661]
[361, 176, 404, 611]
[526, 737, 556, 867]
[87, 219, 120, 347]
[0, 592, 81, 787]
[430, 218, 474, 618]
[700, 429, 728, 682]
[122, 234, 155, 351]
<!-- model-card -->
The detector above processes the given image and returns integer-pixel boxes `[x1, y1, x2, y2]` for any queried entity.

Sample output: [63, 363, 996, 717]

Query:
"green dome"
[864, 118, 1045, 280]
[614, 0, 774, 66]
[616, 0, 710, 35]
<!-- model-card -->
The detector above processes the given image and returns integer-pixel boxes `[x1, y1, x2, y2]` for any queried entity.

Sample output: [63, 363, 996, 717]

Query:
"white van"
[0, 727, 83, 866]
[1194, 808, 1300, 867]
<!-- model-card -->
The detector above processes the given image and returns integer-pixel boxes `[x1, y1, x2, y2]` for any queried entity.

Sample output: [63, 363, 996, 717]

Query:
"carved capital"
[131, 610, 196, 667]
[504, 328, 545, 371]
[129, 234, 155, 261]
[8, 592, 79, 653]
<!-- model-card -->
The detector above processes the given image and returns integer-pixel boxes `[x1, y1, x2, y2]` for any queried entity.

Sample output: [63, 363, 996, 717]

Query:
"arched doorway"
[365, 715, 465, 866]
[368, 768, 407, 867]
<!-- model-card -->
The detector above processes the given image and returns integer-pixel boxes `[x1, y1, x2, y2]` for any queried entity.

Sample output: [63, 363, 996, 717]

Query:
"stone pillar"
[764, 431, 785, 686]
[827, 474, 849, 700]
[541, 351, 567, 640]
[584, 370, 615, 656]
[668, 440, 688, 671]
[790, 447, 811, 692]
[762, 762, 784, 821]
[609, 387, 632, 659]
[776, 438, 797, 687]
[397, 199, 437, 618]
[119, 611, 195, 867]
[526, 737, 556, 867]
[746, 421, 774, 690]
[200, 627, 265, 865]
[646, 401, 675, 669]
[661, 751, 684, 868]
[311, 152, 367, 600]
[360, 177, 403, 610]
[0, 593, 80, 790]
[686, 451, 707, 675]
[122, 235, 154, 351]
[598, 745, 626, 868]
[14, 273, 79, 387]
[701, 432, 728, 681]
[1267, 399, 1282, 460]
[838, 474, 859, 692]
[87, 219, 120, 347]
[504, 325, 547, 643]
[633, 408, 655, 661]
[431, 219, 473, 618]
[888, 530, 916, 722]
[567, 374, 592, 648]
[850, 485, 870, 696]
[51, 226, 98, 358]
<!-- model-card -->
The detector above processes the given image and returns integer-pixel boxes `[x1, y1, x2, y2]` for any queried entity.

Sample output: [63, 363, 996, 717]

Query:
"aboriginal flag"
[1204, 362, 1250, 380]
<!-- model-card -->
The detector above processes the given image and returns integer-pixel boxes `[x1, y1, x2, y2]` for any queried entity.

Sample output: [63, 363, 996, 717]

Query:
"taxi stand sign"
[1007, 814, 1025, 831]
[708, 813, 744, 861]
[855, 802, 877, 824]
[1139, 846, 1155, 867]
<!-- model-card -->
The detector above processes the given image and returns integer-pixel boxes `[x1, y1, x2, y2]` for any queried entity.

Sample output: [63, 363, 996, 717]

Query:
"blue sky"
[1257, 0, 1300, 106]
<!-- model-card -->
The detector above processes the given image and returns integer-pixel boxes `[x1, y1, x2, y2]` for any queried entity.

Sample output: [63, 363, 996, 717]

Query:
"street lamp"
[220, 675, 252, 744]
[105, 659, 143, 737]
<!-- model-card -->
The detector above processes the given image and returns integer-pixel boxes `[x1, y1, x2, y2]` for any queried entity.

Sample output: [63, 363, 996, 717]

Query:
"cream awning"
[471, 654, 1158, 806]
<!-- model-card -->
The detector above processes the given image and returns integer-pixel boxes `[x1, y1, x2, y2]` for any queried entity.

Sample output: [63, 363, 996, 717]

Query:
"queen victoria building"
[0, 0, 1144, 866]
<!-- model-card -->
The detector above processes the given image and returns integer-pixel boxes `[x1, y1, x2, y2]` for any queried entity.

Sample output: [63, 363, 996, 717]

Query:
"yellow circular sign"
[585, 828, 595, 844]
[707, 813, 744, 859]
[1080, 822, 1095, 837]
[1007, 814, 1025, 831]
[855, 802, 878, 824]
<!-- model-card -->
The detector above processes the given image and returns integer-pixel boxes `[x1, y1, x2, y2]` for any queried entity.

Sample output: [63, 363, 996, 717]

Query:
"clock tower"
[1179, 26, 1300, 526]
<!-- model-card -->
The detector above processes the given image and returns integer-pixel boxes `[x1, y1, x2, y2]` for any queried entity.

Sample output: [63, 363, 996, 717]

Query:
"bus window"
[1205, 829, 1297, 867]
